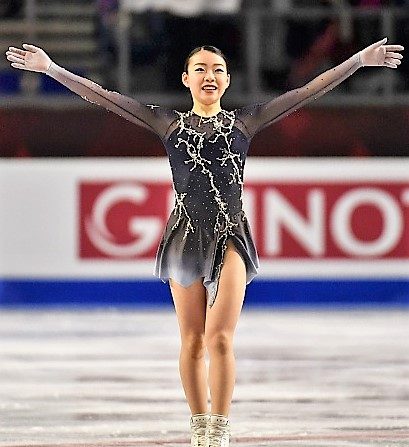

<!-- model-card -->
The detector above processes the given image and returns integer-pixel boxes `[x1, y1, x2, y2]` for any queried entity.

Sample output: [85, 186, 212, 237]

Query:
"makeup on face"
[183, 49, 230, 114]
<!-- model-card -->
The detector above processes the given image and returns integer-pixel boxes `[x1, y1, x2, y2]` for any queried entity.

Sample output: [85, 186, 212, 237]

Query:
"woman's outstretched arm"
[239, 37, 404, 138]
[5, 44, 172, 138]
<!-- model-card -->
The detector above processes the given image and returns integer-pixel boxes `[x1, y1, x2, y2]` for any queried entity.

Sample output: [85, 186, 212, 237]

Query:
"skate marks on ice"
[0, 309, 408, 446]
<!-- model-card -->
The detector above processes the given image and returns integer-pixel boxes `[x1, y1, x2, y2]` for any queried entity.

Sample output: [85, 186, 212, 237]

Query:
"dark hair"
[183, 45, 229, 73]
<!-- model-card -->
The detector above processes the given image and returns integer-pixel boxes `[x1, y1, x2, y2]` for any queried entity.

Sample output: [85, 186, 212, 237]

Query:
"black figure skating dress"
[47, 52, 362, 307]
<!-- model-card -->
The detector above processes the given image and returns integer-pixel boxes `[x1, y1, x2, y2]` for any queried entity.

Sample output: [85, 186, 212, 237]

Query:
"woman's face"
[182, 49, 230, 107]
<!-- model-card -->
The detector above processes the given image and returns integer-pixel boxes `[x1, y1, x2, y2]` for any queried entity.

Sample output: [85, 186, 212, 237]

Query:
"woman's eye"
[194, 68, 224, 73]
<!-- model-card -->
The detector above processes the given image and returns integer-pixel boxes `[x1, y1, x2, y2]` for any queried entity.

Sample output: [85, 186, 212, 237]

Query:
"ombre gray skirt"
[154, 209, 259, 308]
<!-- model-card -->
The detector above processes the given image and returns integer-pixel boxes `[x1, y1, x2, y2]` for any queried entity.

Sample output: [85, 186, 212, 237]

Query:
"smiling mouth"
[202, 86, 217, 91]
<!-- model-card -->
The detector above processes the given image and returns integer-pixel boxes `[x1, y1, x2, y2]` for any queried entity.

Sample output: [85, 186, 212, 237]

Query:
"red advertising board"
[79, 180, 409, 260]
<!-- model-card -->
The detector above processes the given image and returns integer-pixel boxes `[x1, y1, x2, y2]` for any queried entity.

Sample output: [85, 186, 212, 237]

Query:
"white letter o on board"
[331, 188, 402, 257]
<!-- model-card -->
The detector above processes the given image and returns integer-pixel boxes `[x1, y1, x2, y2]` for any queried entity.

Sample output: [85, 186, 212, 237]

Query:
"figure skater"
[5, 37, 403, 447]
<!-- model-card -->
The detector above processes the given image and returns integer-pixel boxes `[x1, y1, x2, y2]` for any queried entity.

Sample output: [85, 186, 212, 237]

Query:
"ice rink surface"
[0, 308, 408, 446]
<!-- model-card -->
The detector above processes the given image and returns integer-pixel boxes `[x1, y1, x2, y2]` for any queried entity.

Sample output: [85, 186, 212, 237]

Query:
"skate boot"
[206, 414, 230, 447]
[190, 413, 210, 447]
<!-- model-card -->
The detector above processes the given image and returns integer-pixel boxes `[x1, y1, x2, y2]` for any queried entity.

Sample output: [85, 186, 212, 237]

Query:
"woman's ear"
[182, 72, 189, 88]
[226, 73, 231, 88]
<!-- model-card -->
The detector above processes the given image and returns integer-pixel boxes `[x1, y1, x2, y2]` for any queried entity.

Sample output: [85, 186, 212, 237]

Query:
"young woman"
[5, 37, 403, 447]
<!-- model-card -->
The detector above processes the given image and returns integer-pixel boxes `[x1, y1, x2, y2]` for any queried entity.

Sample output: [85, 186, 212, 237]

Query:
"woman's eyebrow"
[193, 63, 225, 67]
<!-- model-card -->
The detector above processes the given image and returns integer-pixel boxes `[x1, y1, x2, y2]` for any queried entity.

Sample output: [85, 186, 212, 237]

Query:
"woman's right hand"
[5, 44, 52, 73]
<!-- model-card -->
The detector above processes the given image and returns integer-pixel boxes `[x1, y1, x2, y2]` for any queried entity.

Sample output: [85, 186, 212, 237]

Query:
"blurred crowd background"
[98, 0, 409, 93]
[1, 1, 409, 157]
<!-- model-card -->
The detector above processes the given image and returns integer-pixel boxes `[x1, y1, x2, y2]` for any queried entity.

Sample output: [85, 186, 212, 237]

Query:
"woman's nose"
[204, 71, 215, 81]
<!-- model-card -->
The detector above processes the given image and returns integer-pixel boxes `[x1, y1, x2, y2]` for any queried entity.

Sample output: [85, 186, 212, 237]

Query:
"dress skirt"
[154, 209, 259, 308]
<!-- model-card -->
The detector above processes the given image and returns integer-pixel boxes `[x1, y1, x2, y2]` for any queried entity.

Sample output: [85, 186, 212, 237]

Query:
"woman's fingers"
[5, 48, 26, 70]
[22, 43, 39, 52]
[8, 46, 26, 55]
[385, 51, 403, 59]
[385, 57, 401, 65]
[6, 50, 24, 59]
[384, 61, 398, 69]
[6, 54, 24, 64]
[369, 37, 388, 49]
[6, 51, 25, 61]
[385, 45, 404, 51]
[10, 62, 28, 70]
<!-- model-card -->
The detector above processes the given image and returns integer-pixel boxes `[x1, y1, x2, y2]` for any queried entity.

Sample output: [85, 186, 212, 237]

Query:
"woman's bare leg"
[204, 239, 247, 416]
[170, 277, 208, 415]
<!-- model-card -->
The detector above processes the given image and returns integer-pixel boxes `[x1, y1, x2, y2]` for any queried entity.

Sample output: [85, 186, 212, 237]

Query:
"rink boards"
[0, 158, 408, 307]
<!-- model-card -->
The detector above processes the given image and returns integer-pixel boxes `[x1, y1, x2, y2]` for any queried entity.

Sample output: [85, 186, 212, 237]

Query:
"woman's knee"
[181, 333, 206, 359]
[205, 331, 233, 356]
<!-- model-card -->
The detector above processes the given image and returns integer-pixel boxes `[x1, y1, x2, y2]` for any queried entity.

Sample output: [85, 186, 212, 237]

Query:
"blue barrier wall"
[1, 279, 408, 308]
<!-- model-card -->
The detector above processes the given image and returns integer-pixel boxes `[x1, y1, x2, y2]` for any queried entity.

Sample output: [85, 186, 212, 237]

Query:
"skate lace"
[191, 420, 207, 446]
[208, 424, 229, 447]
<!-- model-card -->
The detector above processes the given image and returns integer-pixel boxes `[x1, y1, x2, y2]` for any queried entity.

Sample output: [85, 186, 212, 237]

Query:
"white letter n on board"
[264, 188, 325, 256]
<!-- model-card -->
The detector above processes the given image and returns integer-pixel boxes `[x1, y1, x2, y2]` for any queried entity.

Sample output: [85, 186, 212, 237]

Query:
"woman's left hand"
[359, 37, 404, 68]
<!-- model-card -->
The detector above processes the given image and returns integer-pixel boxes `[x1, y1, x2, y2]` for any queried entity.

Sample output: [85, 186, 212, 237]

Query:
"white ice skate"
[190, 413, 210, 447]
[206, 414, 230, 447]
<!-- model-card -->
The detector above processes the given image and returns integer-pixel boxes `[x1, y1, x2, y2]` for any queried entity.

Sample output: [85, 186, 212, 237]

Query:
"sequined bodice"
[159, 110, 249, 240]
[164, 110, 248, 234]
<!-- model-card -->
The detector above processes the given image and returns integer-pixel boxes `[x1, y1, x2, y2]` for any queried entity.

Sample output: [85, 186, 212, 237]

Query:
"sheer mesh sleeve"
[237, 53, 363, 138]
[46, 62, 174, 139]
